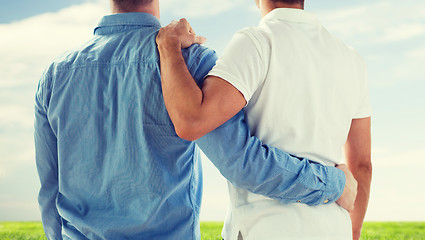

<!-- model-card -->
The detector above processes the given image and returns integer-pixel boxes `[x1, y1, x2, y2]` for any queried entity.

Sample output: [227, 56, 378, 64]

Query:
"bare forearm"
[349, 163, 372, 240]
[158, 43, 204, 138]
[344, 117, 372, 239]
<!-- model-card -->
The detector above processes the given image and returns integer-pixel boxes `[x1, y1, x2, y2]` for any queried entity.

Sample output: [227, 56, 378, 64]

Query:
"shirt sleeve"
[353, 60, 372, 119]
[188, 45, 345, 205]
[34, 73, 62, 239]
[196, 111, 345, 205]
[207, 29, 268, 103]
[182, 44, 218, 86]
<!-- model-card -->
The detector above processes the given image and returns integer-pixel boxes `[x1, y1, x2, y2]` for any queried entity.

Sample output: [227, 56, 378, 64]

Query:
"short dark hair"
[113, 0, 153, 11]
[271, 0, 304, 6]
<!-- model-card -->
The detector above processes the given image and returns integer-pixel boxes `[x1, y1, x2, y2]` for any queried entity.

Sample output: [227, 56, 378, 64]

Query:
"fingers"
[180, 19, 206, 45]
[335, 163, 358, 212]
[179, 18, 190, 28]
[175, 18, 207, 46]
[195, 35, 207, 45]
[157, 18, 207, 49]
[336, 163, 347, 169]
[179, 19, 197, 38]
[179, 18, 192, 31]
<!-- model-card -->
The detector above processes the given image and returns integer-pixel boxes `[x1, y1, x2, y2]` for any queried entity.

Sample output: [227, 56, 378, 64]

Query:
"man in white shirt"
[156, 0, 372, 239]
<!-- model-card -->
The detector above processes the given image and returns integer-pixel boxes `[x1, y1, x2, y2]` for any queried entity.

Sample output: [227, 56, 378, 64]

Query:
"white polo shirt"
[208, 8, 371, 240]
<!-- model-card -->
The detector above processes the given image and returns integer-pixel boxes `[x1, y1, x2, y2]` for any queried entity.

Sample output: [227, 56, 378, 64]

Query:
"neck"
[260, 1, 304, 17]
[110, 1, 160, 19]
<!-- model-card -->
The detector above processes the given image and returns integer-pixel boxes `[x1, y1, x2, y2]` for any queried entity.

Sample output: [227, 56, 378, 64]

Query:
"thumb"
[194, 35, 207, 45]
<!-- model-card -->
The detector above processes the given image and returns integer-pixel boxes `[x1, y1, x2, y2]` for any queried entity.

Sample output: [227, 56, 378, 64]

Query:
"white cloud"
[372, 148, 425, 167]
[0, 2, 108, 86]
[319, 5, 375, 38]
[318, 1, 425, 44]
[160, 0, 246, 18]
[407, 43, 425, 60]
[378, 23, 425, 43]
[316, 1, 425, 88]
[0, 104, 34, 128]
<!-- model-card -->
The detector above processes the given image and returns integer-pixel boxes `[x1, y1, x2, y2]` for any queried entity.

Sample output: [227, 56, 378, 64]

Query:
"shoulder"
[38, 48, 79, 88]
[36, 61, 58, 108]
[237, 26, 270, 41]
[182, 44, 217, 69]
[45, 38, 96, 76]
[182, 44, 218, 85]
[347, 44, 366, 68]
[230, 27, 272, 61]
[216, 27, 271, 73]
[340, 42, 367, 78]
[36, 37, 96, 101]
[325, 31, 366, 69]
[233, 26, 271, 47]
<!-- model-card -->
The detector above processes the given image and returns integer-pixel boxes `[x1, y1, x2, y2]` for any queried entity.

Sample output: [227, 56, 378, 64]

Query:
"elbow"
[358, 162, 373, 177]
[361, 154, 372, 171]
[175, 126, 201, 141]
[173, 117, 204, 141]
[363, 161, 373, 174]
[351, 155, 373, 174]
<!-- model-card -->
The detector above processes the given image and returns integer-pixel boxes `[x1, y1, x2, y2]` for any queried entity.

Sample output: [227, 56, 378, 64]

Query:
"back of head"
[270, 0, 304, 8]
[112, 0, 153, 12]
[270, 0, 304, 3]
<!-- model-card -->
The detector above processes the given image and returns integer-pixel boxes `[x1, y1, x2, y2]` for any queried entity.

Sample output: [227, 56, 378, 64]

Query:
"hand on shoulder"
[156, 18, 206, 50]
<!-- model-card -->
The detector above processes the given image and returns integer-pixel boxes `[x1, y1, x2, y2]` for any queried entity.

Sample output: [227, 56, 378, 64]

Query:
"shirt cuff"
[319, 166, 346, 205]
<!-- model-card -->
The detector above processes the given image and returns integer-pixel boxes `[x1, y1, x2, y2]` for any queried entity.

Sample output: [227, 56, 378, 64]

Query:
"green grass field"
[0, 222, 424, 239]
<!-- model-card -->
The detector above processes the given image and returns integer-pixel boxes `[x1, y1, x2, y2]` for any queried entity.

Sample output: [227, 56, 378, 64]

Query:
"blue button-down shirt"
[34, 13, 345, 240]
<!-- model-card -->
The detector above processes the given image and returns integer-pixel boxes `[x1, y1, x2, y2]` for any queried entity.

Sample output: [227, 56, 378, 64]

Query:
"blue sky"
[0, 0, 424, 222]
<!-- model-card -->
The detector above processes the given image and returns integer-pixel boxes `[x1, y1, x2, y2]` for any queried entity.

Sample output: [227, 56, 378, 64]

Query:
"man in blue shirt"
[34, 0, 356, 239]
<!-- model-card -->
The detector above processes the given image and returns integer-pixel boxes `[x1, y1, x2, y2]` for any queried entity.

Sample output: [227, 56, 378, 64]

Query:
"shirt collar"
[261, 8, 320, 26]
[94, 12, 161, 35]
